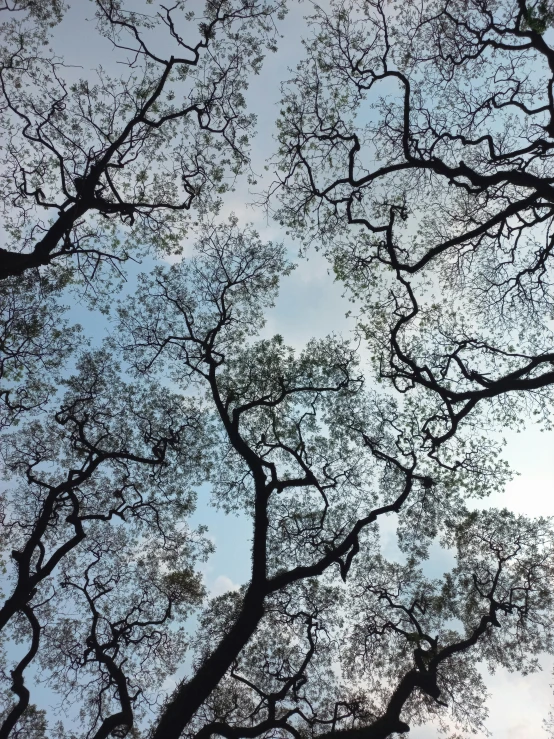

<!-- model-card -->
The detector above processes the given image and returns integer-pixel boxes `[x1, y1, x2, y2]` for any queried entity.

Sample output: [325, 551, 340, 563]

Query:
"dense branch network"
[0, 0, 284, 283]
[274, 0, 554, 444]
[1, 1, 554, 739]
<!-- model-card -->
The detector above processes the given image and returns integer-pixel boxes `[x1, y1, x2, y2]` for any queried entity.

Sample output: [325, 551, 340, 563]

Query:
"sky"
[7, 0, 554, 736]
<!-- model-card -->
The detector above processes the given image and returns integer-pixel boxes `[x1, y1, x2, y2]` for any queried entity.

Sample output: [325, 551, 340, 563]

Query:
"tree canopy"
[1, 1, 554, 738]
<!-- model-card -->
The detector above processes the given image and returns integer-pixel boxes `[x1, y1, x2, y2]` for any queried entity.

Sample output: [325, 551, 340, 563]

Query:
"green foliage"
[2, 0, 554, 738]
[523, 0, 554, 33]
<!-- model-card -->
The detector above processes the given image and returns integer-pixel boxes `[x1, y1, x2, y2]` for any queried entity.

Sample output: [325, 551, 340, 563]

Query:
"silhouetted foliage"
[2, 1, 554, 738]
[0, 0, 284, 284]
[275, 0, 554, 445]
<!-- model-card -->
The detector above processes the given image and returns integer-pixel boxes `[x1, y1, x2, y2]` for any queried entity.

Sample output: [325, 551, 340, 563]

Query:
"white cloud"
[210, 575, 240, 597]
[507, 724, 533, 739]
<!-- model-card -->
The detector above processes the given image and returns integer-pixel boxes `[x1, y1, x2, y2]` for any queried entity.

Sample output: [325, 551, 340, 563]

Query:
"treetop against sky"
[0, 1, 554, 738]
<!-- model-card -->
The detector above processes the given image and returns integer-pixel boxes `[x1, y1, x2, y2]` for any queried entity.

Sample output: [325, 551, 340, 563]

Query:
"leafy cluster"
[1, 1, 554, 739]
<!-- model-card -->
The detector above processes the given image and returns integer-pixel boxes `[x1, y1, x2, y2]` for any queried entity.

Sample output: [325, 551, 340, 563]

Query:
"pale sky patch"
[210, 575, 241, 598]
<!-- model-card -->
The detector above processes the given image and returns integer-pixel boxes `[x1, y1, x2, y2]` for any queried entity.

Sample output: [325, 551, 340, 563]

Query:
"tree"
[0, 216, 543, 739]
[0, 271, 80, 431]
[2, 1, 554, 738]
[0, 0, 285, 284]
[0, 347, 211, 737]
[274, 0, 554, 446]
